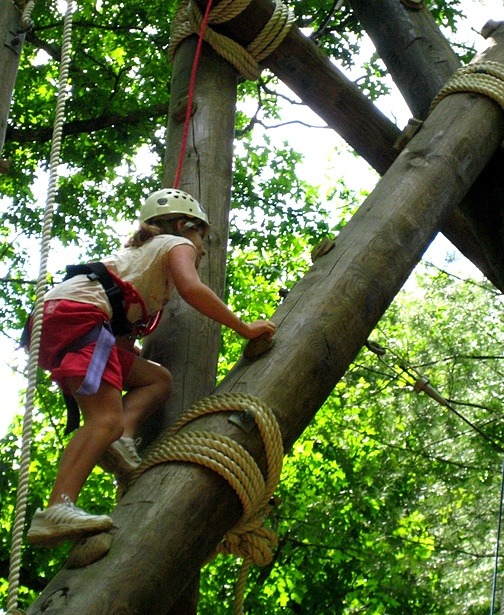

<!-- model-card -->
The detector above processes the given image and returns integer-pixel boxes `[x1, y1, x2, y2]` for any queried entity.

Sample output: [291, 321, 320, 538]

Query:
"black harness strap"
[20, 262, 132, 433]
[63, 262, 131, 336]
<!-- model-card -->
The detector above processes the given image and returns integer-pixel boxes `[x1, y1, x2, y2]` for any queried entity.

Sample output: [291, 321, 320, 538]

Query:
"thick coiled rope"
[6, 3, 75, 614]
[398, 61, 504, 150]
[169, 0, 295, 80]
[429, 61, 504, 113]
[14, 0, 36, 31]
[125, 392, 284, 615]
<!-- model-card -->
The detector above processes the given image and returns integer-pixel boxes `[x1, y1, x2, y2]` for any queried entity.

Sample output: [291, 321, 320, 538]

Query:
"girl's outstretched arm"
[166, 245, 276, 340]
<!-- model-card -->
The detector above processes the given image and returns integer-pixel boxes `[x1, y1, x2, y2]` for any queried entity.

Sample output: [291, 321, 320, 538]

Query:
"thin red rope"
[173, 0, 214, 189]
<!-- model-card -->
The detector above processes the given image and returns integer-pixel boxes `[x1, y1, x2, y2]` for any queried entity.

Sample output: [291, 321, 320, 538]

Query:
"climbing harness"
[71, 392, 283, 615]
[6, 2, 76, 614]
[20, 262, 131, 348]
[63, 262, 131, 335]
[20, 263, 129, 435]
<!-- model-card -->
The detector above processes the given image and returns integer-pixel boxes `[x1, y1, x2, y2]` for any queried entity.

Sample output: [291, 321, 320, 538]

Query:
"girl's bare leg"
[47, 379, 124, 507]
[46, 359, 170, 506]
[121, 357, 172, 438]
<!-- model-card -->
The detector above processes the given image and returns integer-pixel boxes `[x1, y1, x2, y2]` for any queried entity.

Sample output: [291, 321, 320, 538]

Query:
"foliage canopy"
[1, 0, 503, 613]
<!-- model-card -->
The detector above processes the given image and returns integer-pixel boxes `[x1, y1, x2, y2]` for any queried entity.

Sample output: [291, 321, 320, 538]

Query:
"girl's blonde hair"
[124, 217, 188, 248]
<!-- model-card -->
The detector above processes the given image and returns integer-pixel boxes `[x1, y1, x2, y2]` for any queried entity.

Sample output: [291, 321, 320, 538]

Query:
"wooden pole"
[349, 0, 460, 120]
[140, 37, 238, 440]
[25, 24, 504, 615]
[0, 0, 24, 166]
[349, 0, 504, 290]
[139, 36, 239, 614]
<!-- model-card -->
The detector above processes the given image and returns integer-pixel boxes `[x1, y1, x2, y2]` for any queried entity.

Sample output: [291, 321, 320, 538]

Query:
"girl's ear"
[174, 218, 185, 234]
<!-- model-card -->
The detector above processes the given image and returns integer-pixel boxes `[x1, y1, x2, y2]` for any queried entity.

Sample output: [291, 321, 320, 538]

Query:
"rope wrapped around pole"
[124, 392, 284, 615]
[169, 0, 295, 80]
[429, 61, 504, 113]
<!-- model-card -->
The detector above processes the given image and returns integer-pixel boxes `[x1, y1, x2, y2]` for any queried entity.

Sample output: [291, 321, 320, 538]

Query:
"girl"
[27, 188, 276, 547]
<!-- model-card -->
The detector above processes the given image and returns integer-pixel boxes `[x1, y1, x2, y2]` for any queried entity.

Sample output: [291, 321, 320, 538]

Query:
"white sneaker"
[98, 436, 141, 477]
[27, 496, 113, 547]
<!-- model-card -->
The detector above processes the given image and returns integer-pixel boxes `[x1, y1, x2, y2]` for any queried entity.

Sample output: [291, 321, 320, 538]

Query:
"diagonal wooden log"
[349, 0, 504, 290]
[26, 25, 504, 615]
[195, 0, 504, 291]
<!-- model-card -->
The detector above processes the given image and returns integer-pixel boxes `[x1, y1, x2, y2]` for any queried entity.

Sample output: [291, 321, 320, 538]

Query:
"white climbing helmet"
[139, 188, 209, 228]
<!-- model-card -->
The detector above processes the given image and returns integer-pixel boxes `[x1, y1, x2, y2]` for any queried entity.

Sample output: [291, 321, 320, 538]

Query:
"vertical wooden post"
[141, 37, 238, 435]
[139, 36, 239, 614]
[0, 0, 24, 167]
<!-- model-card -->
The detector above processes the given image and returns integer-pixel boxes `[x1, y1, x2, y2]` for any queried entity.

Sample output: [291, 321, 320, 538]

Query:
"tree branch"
[5, 103, 169, 143]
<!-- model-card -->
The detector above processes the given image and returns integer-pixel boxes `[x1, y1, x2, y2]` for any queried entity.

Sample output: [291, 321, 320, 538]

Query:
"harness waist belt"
[60, 322, 115, 434]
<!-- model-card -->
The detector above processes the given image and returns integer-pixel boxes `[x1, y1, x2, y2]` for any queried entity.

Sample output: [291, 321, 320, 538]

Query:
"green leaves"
[1, 0, 499, 612]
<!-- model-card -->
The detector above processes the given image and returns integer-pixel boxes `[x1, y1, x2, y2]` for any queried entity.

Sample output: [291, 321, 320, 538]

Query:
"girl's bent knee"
[155, 366, 172, 400]
[82, 409, 124, 440]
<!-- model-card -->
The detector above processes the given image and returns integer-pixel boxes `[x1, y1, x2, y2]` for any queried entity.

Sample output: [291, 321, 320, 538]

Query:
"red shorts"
[38, 299, 136, 394]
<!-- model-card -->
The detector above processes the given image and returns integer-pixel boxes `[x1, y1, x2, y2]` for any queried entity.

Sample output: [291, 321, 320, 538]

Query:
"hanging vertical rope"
[19, 0, 36, 30]
[6, 2, 75, 612]
[173, 0, 214, 189]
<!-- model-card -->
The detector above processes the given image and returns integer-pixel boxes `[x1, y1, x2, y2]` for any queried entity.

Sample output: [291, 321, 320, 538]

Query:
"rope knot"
[217, 511, 278, 566]
[169, 0, 295, 80]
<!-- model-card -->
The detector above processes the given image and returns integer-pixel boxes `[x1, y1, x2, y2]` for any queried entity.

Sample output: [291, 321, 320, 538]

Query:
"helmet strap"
[181, 220, 197, 233]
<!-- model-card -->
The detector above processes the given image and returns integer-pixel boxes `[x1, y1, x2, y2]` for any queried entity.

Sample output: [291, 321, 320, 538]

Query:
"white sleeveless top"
[45, 235, 195, 324]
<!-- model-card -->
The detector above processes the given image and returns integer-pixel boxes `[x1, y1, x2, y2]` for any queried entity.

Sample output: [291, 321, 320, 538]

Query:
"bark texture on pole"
[349, 0, 460, 120]
[26, 27, 504, 615]
[0, 0, 24, 158]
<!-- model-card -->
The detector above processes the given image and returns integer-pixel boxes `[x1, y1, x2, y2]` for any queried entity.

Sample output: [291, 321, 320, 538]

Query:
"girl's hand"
[240, 319, 277, 340]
